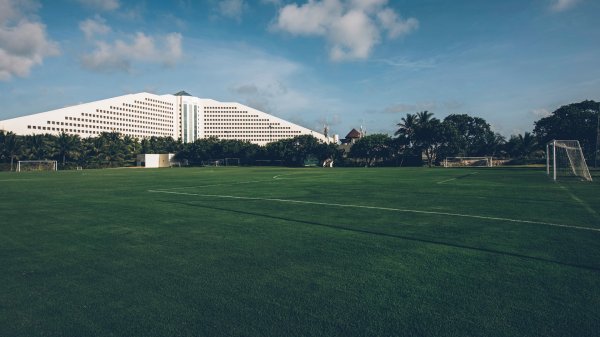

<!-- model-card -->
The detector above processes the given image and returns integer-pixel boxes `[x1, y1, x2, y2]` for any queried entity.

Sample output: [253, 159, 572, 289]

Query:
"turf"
[0, 167, 599, 337]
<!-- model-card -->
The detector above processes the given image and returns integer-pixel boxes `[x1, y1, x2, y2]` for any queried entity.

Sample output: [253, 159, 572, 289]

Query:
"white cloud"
[531, 108, 551, 118]
[550, 0, 580, 12]
[261, 0, 282, 5]
[76, 0, 120, 11]
[79, 16, 111, 40]
[377, 8, 418, 38]
[0, 0, 59, 81]
[350, 0, 387, 12]
[329, 10, 378, 60]
[382, 102, 436, 114]
[217, 0, 246, 22]
[376, 57, 435, 69]
[272, 0, 418, 61]
[81, 32, 183, 72]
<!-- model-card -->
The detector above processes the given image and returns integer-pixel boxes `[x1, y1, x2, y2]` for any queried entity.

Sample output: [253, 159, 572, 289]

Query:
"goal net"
[17, 160, 58, 172]
[443, 157, 493, 168]
[224, 158, 240, 166]
[201, 159, 223, 167]
[547, 140, 592, 181]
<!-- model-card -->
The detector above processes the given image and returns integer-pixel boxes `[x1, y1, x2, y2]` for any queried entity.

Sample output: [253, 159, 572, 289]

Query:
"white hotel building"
[0, 91, 333, 145]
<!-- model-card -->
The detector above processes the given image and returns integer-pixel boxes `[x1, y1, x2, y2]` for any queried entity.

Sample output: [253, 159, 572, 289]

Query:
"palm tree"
[416, 110, 434, 124]
[518, 132, 538, 158]
[55, 132, 81, 165]
[23, 134, 50, 160]
[395, 113, 418, 145]
[414, 111, 442, 167]
[3, 132, 21, 171]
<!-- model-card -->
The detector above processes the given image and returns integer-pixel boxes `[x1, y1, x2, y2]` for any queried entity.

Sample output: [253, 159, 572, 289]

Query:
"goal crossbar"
[17, 160, 58, 172]
[443, 157, 493, 168]
[546, 140, 592, 181]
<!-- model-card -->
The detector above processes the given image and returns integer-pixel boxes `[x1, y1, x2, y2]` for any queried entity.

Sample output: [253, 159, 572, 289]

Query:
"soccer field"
[1, 167, 599, 336]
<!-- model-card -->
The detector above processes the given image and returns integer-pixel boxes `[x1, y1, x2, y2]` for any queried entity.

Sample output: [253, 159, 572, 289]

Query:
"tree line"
[350, 100, 598, 167]
[1, 100, 598, 169]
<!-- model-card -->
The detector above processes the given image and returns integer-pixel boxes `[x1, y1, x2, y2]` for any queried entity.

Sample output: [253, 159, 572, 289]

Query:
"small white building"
[137, 154, 175, 168]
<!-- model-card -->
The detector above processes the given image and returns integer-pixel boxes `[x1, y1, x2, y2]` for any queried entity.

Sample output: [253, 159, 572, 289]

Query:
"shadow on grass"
[158, 199, 600, 273]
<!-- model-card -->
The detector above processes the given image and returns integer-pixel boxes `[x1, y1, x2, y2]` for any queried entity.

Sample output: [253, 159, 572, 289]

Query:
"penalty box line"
[147, 189, 600, 233]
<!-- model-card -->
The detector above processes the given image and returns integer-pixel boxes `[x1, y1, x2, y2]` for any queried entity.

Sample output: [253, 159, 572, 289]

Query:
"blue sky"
[1, 0, 599, 138]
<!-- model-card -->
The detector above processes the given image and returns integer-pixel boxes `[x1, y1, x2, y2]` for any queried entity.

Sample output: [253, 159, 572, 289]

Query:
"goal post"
[17, 160, 58, 172]
[546, 140, 592, 181]
[443, 157, 493, 168]
[224, 158, 240, 166]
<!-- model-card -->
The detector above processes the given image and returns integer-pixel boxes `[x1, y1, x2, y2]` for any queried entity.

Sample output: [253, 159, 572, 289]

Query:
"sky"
[0, 0, 599, 138]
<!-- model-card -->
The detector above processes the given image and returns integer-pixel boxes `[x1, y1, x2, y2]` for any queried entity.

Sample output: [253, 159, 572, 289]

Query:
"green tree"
[96, 132, 129, 167]
[2, 132, 21, 171]
[442, 114, 495, 156]
[54, 132, 81, 165]
[22, 134, 51, 160]
[412, 111, 448, 167]
[349, 134, 393, 166]
[504, 132, 538, 159]
[395, 113, 418, 147]
[533, 100, 599, 162]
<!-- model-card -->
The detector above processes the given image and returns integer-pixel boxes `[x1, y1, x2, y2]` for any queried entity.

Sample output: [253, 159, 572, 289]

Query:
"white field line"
[437, 172, 479, 184]
[558, 184, 600, 222]
[147, 189, 600, 233]
[0, 178, 37, 182]
[154, 180, 270, 191]
[155, 173, 321, 191]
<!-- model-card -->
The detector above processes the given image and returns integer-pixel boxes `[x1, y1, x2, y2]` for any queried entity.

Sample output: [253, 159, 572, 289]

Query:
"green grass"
[1, 167, 599, 337]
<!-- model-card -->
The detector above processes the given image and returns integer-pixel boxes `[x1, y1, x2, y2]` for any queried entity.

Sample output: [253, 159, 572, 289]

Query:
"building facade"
[0, 91, 332, 145]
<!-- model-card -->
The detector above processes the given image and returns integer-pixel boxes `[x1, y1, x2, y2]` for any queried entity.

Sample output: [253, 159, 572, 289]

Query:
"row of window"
[72, 114, 169, 125]
[58, 116, 171, 129]
[45, 120, 171, 132]
[204, 124, 291, 130]
[26, 125, 172, 137]
[206, 132, 290, 137]
[144, 97, 173, 107]
[204, 128, 300, 134]
[130, 101, 173, 115]
[205, 114, 259, 118]
[98, 109, 172, 124]
[204, 121, 284, 126]
[111, 105, 172, 118]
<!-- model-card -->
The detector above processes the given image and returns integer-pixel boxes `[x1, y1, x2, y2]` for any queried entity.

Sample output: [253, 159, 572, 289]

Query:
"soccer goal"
[17, 160, 58, 172]
[546, 140, 592, 181]
[224, 158, 240, 166]
[443, 157, 493, 168]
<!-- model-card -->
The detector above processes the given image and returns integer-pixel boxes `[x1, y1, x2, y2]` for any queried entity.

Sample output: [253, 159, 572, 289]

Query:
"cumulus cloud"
[261, 0, 282, 5]
[382, 102, 437, 114]
[76, 0, 120, 11]
[550, 0, 580, 12]
[272, 0, 418, 61]
[0, 0, 59, 81]
[217, 0, 246, 21]
[79, 16, 110, 40]
[232, 81, 291, 113]
[81, 31, 183, 72]
[377, 8, 418, 38]
[531, 108, 551, 118]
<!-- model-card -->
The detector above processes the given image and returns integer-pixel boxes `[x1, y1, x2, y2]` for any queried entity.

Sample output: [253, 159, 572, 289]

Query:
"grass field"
[1, 166, 599, 336]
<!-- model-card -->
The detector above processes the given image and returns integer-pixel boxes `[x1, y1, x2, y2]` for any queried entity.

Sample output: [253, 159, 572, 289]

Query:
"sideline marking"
[157, 173, 323, 191]
[155, 180, 268, 191]
[0, 178, 36, 182]
[558, 184, 600, 222]
[147, 189, 600, 233]
[437, 172, 479, 184]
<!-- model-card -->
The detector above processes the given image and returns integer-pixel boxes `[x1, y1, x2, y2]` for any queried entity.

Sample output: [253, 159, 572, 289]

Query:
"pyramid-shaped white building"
[0, 91, 331, 145]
